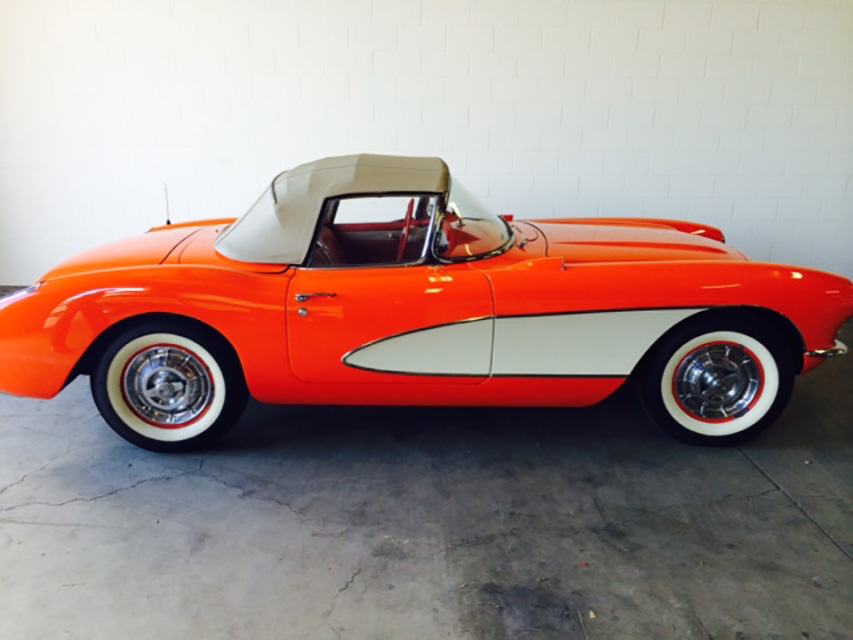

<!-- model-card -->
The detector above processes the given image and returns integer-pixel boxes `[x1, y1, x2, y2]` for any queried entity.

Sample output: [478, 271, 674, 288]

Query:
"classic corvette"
[1, 154, 851, 451]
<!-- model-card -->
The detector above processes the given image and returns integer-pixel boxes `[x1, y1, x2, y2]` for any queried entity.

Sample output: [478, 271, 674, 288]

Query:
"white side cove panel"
[344, 318, 494, 376]
[492, 309, 705, 376]
[343, 309, 705, 377]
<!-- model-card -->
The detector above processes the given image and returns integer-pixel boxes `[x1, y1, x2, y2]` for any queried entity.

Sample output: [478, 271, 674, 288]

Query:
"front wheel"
[91, 321, 248, 452]
[639, 317, 795, 446]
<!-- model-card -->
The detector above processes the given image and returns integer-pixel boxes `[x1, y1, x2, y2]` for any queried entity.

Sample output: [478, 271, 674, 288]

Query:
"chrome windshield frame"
[431, 188, 515, 265]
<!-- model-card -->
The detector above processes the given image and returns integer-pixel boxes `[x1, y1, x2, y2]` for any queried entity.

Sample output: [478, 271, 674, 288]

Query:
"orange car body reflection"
[1, 218, 851, 406]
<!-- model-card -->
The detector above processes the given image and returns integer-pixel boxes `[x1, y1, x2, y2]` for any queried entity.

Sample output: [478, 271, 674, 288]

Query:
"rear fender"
[0, 266, 292, 401]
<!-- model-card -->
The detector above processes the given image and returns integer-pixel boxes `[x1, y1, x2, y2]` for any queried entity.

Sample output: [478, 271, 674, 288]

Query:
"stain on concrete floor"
[0, 323, 851, 639]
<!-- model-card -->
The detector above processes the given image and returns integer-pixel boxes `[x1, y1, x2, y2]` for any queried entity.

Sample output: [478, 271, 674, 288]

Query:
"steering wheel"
[396, 198, 415, 263]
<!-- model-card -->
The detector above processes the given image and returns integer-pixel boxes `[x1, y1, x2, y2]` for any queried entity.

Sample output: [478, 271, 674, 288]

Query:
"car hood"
[527, 220, 746, 263]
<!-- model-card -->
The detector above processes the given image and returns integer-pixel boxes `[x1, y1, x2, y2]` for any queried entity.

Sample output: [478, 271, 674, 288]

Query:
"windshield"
[435, 181, 513, 261]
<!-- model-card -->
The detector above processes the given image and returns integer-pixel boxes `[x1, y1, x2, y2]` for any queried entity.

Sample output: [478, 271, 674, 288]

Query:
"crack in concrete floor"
[0, 471, 195, 513]
[739, 447, 853, 563]
[0, 321, 851, 638]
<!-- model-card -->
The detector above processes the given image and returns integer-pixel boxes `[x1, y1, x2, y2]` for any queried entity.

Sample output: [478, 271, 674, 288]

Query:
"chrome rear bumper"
[806, 340, 848, 358]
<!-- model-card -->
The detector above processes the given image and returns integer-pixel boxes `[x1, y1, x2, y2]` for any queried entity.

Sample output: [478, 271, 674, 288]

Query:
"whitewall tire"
[91, 320, 248, 452]
[640, 314, 794, 446]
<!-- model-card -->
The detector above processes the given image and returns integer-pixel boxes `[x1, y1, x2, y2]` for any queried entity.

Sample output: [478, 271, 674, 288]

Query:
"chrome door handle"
[295, 292, 337, 303]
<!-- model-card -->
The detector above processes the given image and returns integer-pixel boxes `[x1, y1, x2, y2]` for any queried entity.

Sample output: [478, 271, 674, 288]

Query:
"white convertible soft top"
[215, 153, 450, 264]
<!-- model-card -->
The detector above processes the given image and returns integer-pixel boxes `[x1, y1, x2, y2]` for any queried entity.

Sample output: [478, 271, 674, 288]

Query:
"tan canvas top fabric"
[215, 154, 450, 264]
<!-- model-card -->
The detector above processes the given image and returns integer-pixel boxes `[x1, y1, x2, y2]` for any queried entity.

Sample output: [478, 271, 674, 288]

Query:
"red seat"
[312, 226, 348, 265]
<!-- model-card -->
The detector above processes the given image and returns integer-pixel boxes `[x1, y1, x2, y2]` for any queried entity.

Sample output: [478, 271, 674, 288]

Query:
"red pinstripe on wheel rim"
[671, 341, 765, 424]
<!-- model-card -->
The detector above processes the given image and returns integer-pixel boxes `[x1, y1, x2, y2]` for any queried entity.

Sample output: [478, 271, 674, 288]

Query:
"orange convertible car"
[1, 154, 851, 451]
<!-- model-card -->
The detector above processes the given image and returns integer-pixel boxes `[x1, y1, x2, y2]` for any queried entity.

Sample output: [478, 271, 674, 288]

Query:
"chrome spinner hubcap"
[122, 345, 213, 426]
[674, 342, 762, 421]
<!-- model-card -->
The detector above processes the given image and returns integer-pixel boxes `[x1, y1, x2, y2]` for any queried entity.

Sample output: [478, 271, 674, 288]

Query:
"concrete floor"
[0, 323, 850, 639]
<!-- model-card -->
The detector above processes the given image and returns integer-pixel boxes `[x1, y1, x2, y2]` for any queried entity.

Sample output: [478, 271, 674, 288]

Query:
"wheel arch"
[631, 305, 805, 379]
[69, 312, 245, 382]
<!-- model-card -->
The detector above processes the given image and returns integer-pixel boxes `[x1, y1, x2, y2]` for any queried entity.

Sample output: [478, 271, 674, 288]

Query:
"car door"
[287, 264, 493, 383]
[285, 193, 494, 384]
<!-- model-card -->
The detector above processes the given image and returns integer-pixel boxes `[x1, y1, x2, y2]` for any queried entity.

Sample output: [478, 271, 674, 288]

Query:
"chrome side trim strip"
[806, 340, 848, 358]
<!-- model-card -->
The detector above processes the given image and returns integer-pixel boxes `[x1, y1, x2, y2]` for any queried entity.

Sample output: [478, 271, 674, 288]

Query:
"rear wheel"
[91, 320, 248, 452]
[639, 316, 795, 446]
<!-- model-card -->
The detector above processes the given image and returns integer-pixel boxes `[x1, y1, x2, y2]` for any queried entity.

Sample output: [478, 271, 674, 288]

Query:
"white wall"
[1, 0, 851, 284]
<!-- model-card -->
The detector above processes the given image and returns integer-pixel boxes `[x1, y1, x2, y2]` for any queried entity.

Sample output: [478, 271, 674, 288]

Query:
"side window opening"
[309, 194, 438, 267]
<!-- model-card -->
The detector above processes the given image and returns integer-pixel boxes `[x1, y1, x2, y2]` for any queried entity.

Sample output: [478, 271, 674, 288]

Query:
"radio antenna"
[164, 183, 172, 226]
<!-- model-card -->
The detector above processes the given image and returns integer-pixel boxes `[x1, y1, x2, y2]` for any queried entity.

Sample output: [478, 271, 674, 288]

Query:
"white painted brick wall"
[0, 0, 851, 283]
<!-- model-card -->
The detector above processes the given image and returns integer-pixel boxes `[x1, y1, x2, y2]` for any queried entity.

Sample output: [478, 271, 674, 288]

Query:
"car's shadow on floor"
[218, 381, 656, 457]
[217, 348, 853, 457]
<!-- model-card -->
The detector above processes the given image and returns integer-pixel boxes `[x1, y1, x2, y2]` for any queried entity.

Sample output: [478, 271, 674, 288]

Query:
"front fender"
[488, 259, 853, 375]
